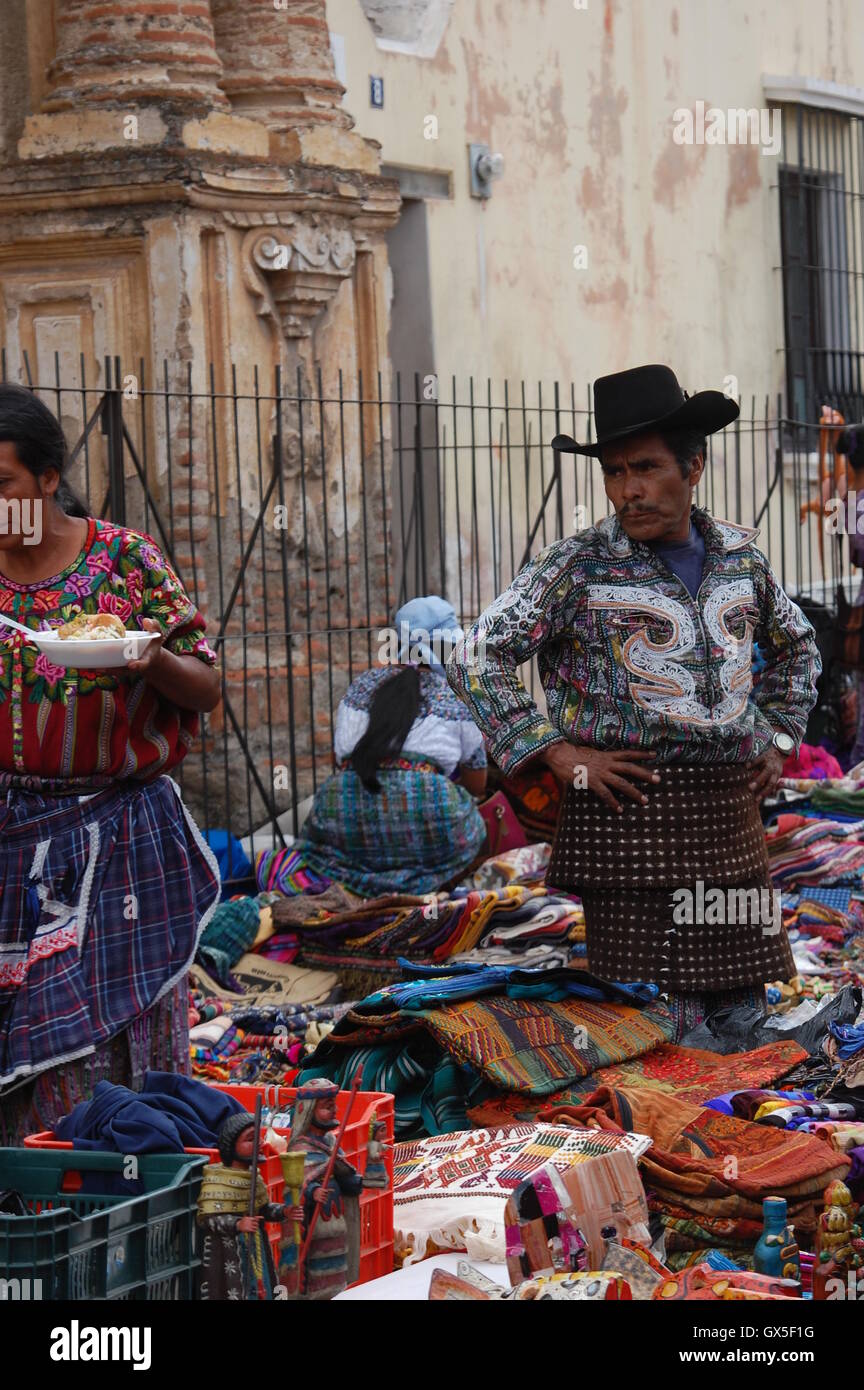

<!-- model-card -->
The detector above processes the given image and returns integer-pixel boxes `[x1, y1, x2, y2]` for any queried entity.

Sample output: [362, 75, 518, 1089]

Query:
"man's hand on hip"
[541, 742, 660, 813]
[749, 747, 785, 801]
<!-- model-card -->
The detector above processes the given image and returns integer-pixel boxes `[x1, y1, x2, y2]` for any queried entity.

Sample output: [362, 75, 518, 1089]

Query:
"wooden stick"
[248, 1094, 263, 1218]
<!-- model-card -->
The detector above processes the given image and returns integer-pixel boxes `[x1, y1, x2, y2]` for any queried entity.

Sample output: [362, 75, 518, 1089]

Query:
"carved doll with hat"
[197, 1110, 300, 1301]
[286, 1078, 373, 1299]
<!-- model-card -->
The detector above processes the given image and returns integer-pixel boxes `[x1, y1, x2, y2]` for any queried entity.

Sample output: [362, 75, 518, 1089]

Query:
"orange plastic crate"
[25, 1081, 394, 1289]
[210, 1082, 395, 1287]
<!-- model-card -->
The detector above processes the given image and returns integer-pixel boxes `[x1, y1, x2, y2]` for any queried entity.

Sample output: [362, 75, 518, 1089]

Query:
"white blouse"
[333, 666, 486, 777]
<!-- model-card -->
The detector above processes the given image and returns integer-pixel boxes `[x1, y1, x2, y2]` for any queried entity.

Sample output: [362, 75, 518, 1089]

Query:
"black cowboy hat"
[551, 363, 740, 458]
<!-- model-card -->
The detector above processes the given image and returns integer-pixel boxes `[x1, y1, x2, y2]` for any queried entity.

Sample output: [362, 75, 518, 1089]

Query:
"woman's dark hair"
[0, 382, 89, 517]
[351, 666, 422, 793]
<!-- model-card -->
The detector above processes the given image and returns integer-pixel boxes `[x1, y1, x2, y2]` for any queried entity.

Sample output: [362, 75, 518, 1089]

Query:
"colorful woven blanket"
[540, 1086, 850, 1204]
[466, 1039, 808, 1127]
[298, 992, 675, 1136]
[415, 995, 674, 1095]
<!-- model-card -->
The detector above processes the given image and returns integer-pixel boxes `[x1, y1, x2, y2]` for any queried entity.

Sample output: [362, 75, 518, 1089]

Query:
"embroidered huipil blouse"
[0, 518, 216, 792]
[447, 506, 821, 775]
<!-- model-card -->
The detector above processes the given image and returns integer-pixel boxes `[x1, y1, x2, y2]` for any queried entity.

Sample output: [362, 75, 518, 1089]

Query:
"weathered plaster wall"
[327, 0, 864, 399]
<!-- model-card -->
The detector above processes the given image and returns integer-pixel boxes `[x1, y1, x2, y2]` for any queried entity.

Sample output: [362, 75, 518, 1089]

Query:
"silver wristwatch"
[772, 730, 795, 755]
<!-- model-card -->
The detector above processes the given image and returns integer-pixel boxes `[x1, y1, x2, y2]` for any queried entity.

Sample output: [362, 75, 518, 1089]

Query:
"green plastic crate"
[0, 1148, 208, 1300]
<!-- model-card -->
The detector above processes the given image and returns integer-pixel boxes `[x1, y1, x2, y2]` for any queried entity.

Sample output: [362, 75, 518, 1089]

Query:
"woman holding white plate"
[0, 383, 221, 1141]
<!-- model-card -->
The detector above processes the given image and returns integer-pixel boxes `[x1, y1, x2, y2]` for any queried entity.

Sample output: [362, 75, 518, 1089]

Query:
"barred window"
[777, 104, 864, 424]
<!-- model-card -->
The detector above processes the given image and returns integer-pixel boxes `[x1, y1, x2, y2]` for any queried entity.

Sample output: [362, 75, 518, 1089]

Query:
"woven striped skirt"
[294, 765, 486, 898]
[546, 762, 795, 991]
[0, 775, 220, 1094]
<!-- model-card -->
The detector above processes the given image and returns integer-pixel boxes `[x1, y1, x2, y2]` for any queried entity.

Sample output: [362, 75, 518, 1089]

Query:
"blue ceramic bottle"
[754, 1196, 800, 1282]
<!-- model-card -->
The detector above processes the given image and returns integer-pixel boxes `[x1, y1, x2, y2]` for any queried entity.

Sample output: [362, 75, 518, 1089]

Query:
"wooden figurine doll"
[812, 1179, 863, 1301]
[286, 1078, 365, 1300]
[363, 1111, 390, 1189]
[197, 1112, 299, 1300]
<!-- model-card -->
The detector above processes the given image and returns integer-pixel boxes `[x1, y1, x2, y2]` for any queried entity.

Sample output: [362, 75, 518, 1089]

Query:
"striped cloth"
[256, 847, 330, 896]
[0, 775, 219, 1092]
[293, 765, 486, 897]
[766, 817, 864, 887]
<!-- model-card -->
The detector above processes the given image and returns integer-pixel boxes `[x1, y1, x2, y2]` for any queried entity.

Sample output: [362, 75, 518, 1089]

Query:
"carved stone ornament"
[228, 212, 356, 340]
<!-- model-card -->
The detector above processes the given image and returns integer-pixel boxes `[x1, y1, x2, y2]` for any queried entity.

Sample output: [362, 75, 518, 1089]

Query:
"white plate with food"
[0, 611, 160, 668]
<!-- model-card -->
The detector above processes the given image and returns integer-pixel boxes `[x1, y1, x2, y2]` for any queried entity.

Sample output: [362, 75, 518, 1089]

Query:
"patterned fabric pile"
[762, 785, 864, 1016]
[392, 1123, 652, 1265]
[766, 814, 864, 888]
[540, 1083, 852, 1272]
[275, 881, 587, 997]
[466, 1038, 811, 1128]
[191, 768, 864, 1291]
[188, 990, 353, 1084]
[297, 965, 676, 1137]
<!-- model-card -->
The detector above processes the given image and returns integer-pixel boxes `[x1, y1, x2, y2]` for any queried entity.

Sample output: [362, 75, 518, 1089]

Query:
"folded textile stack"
[766, 815, 864, 887]
[297, 965, 676, 1138]
[187, 946, 344, 1081]
[273, 884, 588, 995]
[380, 960, 655, 1009]
[189, 990, 353, 1083]
[466, 1039, 810, 1128]
[700, 1084, 864, 1191]
[760, 815, 864, 1011]
[539, 1085, 851, 1271]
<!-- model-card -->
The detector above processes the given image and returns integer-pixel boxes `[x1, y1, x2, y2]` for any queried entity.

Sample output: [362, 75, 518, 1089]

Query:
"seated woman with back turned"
[293, 596, 487, 897]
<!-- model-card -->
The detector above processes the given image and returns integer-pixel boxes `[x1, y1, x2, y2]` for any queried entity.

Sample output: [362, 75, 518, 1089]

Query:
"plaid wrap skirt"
[0, 775, 220, 1092]
[295, 766, 486, 897]
[546, 762, 794, 991]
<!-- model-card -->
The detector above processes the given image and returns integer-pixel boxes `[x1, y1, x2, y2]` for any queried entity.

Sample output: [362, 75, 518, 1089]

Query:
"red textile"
[540, 1086, 850, 1204]
[467, 1040, 807, 1127]
[781, 743, 843, 780]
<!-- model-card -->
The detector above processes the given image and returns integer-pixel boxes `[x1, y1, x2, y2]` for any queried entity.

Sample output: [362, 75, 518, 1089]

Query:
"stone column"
[18, 0, 269, 161]
[210, 0, 351, 132]
[42, 0, 228, 111]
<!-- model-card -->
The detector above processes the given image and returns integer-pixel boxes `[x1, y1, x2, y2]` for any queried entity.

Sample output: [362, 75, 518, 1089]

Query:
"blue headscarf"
[394, 596, 463, 670]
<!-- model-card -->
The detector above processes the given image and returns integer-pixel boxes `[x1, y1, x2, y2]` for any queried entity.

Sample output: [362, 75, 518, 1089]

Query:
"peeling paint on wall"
[725, 142, 762, 218]
[652, 131, 707, 213]
[461, 37, 513, 141]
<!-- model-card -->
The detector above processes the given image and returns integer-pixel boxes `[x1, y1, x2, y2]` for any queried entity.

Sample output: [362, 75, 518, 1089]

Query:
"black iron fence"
[0, 351, 856, 884]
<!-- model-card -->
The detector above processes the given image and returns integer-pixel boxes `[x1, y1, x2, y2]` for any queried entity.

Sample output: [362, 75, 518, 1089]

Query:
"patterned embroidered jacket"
[446, 506, 821, 775]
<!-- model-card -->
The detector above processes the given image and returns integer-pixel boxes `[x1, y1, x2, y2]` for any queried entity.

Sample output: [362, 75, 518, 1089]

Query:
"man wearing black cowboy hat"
[448, 364, 821, 1036]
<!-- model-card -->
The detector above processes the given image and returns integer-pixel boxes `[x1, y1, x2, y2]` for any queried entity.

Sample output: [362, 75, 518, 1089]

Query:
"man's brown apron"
[546, 762, 794, 991]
